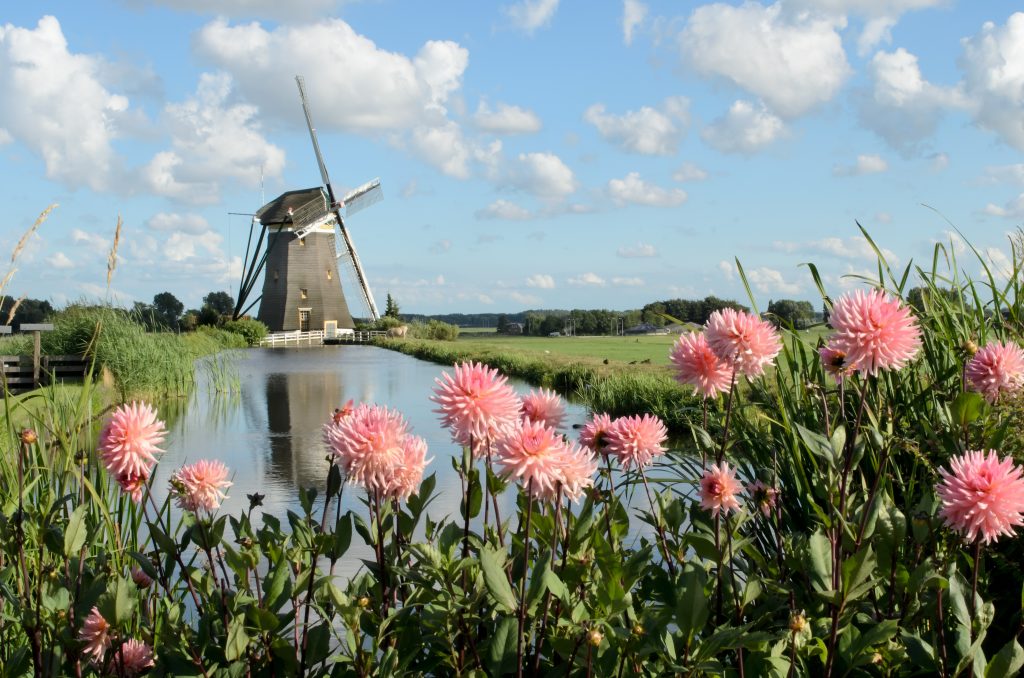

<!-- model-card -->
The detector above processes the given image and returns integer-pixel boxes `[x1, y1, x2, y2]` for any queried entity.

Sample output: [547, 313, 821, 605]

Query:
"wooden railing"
[259, 330, 388, 347]
[1, 354, 89, 394]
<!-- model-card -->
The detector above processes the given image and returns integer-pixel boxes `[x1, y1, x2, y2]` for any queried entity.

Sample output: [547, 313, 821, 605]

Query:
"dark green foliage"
[222, 317, 269, 346]
[203, 290, 235, 315]
[767, 298, 815, 328]
[384, 292, 400, 319]
[0, 296, 53, 327]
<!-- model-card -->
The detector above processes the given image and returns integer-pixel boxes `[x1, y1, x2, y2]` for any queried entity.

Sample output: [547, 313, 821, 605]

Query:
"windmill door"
[299, 308, 311, 332]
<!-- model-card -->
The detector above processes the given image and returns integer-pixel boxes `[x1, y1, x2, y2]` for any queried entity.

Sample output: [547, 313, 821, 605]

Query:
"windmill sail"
[295, 75, 380, 321]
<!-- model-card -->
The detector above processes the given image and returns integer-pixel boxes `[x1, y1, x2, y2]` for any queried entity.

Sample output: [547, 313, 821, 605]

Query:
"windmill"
[232, 76, 382, 333]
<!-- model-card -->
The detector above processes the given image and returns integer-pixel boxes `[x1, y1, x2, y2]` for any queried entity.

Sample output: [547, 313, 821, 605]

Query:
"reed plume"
[107, 214, 122, 289]
[1, 203, 57, 308]
[5, 294, 25, 325]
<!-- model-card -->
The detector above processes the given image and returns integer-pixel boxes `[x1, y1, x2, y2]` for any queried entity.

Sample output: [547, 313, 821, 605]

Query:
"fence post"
[21, 324, 54, 389]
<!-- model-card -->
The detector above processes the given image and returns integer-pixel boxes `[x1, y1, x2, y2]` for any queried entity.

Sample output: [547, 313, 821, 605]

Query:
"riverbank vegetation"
[6, 225, 1024, 675]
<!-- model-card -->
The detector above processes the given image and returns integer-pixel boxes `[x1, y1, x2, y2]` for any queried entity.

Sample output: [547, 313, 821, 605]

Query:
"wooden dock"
[259, 330, 386, 347]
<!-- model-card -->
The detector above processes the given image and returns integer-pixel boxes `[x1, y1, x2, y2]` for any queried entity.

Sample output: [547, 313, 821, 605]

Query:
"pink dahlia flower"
[79, 606, 111, 664]
[965, 341, 1024, 403]
[936, 450, 1024, 544]
[818, 344, 852, 383]
[130, 565, 154, 589]
[704, 308, 782, 379]
[386, 434, 432, 502]
[109, 639, 155, 677]
[553, 442, 599, 503]
[99, 401, 166, 480]
[496, 419, 571, 500]
[604, 414, 668, 470]
[324, 403, 410, 494]
[170, 459, 232, 513]
[828, 289, 921, 376]
[669, 332, 734, 397]
[521, 388, 567, 430]
[431, 362, 522, 455]
[579, 412, 615, 456]
[746, 480, 780, 517]
[700, 462, 743, 517]
[115, 469, 150, 504]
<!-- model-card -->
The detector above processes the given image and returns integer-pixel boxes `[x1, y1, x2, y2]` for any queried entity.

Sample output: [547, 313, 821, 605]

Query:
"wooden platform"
[1, 354, 89, 395]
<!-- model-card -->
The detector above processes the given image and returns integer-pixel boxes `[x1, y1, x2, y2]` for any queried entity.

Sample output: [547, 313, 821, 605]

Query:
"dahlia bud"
[789, 612, 807, 633]
[357, 596, 370, 609]
[632, 623, 644, 636]
[963, 339, 979, 356]
[871, 652, 883, 665]
[20, 428, 37, 445]
[588, 629, 603, 646]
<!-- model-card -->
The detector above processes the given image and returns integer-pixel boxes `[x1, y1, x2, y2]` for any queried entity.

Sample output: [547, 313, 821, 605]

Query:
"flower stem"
[639, 466, 676, 577]
[517, 480, 535, 678]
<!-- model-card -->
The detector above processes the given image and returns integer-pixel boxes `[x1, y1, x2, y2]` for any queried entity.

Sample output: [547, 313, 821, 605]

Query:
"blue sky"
[1, 0, 1023, 315]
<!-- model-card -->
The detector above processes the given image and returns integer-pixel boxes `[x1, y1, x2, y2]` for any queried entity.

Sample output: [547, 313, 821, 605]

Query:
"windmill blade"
[335, 224, 379, 319]
[295, 76, 332, 191]
[342, 178, 383, 218]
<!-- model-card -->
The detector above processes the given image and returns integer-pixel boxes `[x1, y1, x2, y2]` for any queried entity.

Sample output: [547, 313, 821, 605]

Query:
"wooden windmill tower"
[232, 76, 382, 333]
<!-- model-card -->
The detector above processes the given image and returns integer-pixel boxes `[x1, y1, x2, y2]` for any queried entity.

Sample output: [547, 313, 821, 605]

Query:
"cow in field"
[386, 325, 408, 338]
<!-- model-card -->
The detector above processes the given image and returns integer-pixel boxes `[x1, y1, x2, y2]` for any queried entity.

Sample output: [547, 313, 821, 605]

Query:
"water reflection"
[155, 345, 655, 580]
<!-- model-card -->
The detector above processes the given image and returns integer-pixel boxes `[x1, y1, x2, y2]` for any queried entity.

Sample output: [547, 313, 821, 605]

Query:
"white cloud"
[679, 3, 849, 118]
[509, 152, 577, 198]
[144, 72, 285, 204]
[623, 0, 648, 46]
[567, 272, 606, 286]
[503, 0, 560, 33]
[833, 153, 889, 176]
[507, 291, 542, 305]
[47, 252, 73, 269]
[71, 228, 109, 255]
[672, 162, 708, 182]
[858, 47, 965, 154]
[983, 194, 1024, 219]
[194, 18, 467, 132]
[608, 172, 687, 207]
[410, 121, 471, 178]
[584, 97, 689, 155]
[617, 242, 658, 258]
[772, 236, 898, 263]
[784, 0, 947, 56]
[525, 273, 555, 288]
[983, 164, 1024, 186]
[475, 199, 533, 220]
[701, 100, 787, 154]
[0, 16, 133, 190]
[960, 14, 1024, 152]
[718, 260, 735, 280]
[0, 128, 10, 145]
[746, 266, 802, 295]
[876, 211, 893, 224]
[929, 152, 949, 171]
[146, 212, 211, 235]
[430, 239, 452, 254]
[473, 100, 542, 134]
[612, 276, 644, 286]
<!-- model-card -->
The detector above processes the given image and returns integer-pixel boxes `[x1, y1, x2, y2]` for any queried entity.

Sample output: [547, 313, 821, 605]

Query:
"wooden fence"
[1, 354, 89, 395]
[259, 330, 387, 347]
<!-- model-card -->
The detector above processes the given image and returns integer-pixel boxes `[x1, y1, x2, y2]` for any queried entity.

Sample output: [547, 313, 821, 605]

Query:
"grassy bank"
[373, 335, 706, 430]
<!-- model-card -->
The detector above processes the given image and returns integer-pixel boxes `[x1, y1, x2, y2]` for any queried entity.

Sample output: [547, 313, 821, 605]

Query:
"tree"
[203, 291, 235, 316]
[767, 299, 815, 328]
[907, 286, 962, 313]
[384, 292, 401, 319]
[1, 297, 53, 327]
[496, 313, 509, 334]
[153, 291, 184, 329]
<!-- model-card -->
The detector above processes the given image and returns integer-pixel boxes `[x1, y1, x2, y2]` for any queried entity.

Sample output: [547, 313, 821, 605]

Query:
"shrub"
[222, 317, 268, 346]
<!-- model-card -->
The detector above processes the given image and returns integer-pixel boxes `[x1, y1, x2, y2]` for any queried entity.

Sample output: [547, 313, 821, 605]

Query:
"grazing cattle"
[386, 325, 409, 338]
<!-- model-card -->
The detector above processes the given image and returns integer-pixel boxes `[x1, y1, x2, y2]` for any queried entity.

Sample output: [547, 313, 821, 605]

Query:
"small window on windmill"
[326, 269, 332, 280]
[273, 270, 279, 282]
[299, 237, 306, 247]
[300, 288, 308, 300]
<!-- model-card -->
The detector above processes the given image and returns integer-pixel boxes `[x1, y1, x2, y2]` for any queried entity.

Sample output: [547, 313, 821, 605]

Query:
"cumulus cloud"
[612, 276, 644, 286]
[584, 97, 689, 155]
[701, 100, 787, 154]
[144, 72, 285, 204]
[139, 0, 340, 19]
[679, 3, 849, 118]
[983, 195, 1024, 219]
[857, 47, 965, 154]
[194, 18, 467, 132]
[567, 272, 606, 286]
[0, 16, 134, 190]
[146, 212, 211, 235]
[508, 152, 577, 198]
[672, 162, 708, 182]
[929, 152, 949, 171]
[475, 199, 534, 220]
[410, 121, 472, 178]
[0, 128, 11, 145]
[47, 252, 73, 269]
[960, 14, 1024, 152]
[623, 0, 648, 45]
[473, 100, 542, 134]
[503, 0, 560, 33]
[773, 236, 898, 263]
[833, 153, 889, 176]
[718, 260, 735, 280]
[71, 229, 109, 255]
[983, 164, 1024, 186]
[746, 266, 802, 295]
[608, 173, 687, 207]
[617, 242, 658, 258]
[429, 239, 452, 254]
[525, 273, 555, 288]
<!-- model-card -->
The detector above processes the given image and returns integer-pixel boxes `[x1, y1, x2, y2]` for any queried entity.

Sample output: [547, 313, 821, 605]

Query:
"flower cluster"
[700, 462, 743, 517]
[936, 450, 1024, 544]
[521, 387, 566, 430]
[170, 459, 232, 513]
[670, 332, 734, 398]
[324, 402, 432, 500]
[98, 401, 166, 503]
[496, 418, 597, 502]
[431, 361, 522, 455]
[965, 340, 1024, 403]
[704, 308, 783, 379]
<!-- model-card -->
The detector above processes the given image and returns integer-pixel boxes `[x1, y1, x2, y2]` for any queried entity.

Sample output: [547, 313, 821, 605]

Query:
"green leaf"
[63, 505, 88, 557]
[326, 464, 342, 499]
[676, 563, 709, 641]
[951, 391, 987, 428]
[332, 512, 352, 561]
[542, 567, 568, 603]
[986, 639, 1024, 677]
[797, 424, 839, 469]
[487, 616, 518, 677]
[112, 577, 138, 626]
[480, 546, 517, 613]
[264, 561, 292, 613]
[225, 614, 249, 661]
[808, 530, 832, 592]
